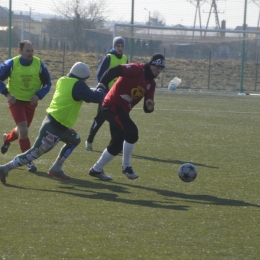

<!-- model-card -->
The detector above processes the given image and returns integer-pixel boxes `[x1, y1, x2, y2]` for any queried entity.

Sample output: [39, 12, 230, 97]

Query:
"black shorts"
[101, 105, 138, 156]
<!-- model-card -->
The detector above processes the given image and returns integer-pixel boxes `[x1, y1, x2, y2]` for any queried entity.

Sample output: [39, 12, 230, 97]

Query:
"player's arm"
[72, 80, 107, 104]
[143, 84, 155, 113]
[35, 62, 52, 100]
[99, 65, 124, 87]
[0, 59, 13, 97]
[97, 55, 110, 82]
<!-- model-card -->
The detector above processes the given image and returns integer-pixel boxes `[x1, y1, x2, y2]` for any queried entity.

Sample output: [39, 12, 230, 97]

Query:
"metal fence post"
[239, 0, 248, 94]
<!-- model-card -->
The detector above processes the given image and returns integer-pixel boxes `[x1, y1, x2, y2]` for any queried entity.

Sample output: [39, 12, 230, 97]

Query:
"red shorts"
[8, 100, 38, 127]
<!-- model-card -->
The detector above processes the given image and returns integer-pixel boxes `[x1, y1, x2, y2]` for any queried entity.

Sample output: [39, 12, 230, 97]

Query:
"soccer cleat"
[85, 141, 93, 151]
[1, 134, 10, 154]
[48, 170, 71, 179]
[27, 162, 37, 173]
[0, 165, 9, 185]
[89, 168, 112, 181]
[122, 166, 139, 179]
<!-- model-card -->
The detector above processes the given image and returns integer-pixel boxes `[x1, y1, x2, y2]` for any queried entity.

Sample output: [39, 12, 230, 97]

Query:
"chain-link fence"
[0, 1, 259, 91]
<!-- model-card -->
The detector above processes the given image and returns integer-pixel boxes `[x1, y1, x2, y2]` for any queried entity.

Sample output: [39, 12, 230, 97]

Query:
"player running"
[89, 54, 165, 181]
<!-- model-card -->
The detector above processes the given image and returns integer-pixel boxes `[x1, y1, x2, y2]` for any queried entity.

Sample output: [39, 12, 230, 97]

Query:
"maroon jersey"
[102, 63, 156, 113]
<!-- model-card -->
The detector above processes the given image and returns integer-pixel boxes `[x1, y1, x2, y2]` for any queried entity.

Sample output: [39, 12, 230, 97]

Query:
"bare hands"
[145, 99, 154, 111]
[30, 95, 39, 105]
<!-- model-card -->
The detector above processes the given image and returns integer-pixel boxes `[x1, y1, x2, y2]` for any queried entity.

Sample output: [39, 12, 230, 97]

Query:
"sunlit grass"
[1, 90, 260, 260]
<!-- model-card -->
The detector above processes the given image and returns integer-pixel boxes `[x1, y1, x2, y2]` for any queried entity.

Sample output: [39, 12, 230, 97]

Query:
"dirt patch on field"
[1, 48, 259, 92]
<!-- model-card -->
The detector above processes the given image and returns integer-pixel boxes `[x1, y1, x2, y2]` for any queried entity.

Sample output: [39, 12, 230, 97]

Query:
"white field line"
[131, 108, 260, 114]
[0, 102, 259, 115]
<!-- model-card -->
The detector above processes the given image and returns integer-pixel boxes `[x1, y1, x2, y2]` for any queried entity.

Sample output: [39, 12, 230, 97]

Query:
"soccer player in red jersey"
[89, 54, 165, 181]
[85, 36, 128, 151]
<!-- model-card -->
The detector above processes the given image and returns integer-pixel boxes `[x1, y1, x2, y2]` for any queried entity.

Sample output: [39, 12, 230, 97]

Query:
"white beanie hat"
[70, 62, 90, 79]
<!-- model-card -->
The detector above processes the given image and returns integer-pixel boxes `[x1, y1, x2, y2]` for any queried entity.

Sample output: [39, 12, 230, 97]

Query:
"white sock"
[93, 149, 115, 171]
[50, 156, 65, 172]
[122, 141, 135, 169]
[8, 157, 23, 169]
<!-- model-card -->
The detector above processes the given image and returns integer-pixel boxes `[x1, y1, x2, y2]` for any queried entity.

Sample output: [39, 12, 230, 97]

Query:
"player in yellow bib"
[0, 62, 109, 184]
[0, 40, 52, 173]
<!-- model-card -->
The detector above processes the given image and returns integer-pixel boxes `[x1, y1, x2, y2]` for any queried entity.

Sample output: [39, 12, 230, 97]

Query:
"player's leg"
[1, 101, 24, 154]
[12, 101, 37, 152]
[1, 130, 15, 154]
[48, 128, 81, 179]
[1, 101, 38, 172]
[89, 105, 138, 180]
[0, 116, 62, 184]
[121, 121, 138, 169]
[110, 107, 139, 179]
[16, 120, 30, 151]
[104, 106, 139, 179]
[88, 105, 124, 181]
[85, 104, 105, 151]
[24, 103, 38, 172]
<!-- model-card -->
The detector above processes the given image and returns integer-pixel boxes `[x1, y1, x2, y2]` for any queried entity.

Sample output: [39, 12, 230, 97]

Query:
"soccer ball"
[178, 163, 198, 182]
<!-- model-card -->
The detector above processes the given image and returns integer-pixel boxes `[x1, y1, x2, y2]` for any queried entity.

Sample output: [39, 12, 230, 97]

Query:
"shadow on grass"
[113, 182, 260, 208]
[4, 170, 259, 210]
[5, 171, 189, 211]
[90, 150, 218, 169]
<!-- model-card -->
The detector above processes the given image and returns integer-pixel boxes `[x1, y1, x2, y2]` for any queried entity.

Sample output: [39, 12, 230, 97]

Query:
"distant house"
[0, 6, 9, 25]
[173, 24, 187, 29]
[235, 25, 260, 43]
[235, 26, 259, 32]
[0, 5, 41, 42]
[0, 6, 32, 22]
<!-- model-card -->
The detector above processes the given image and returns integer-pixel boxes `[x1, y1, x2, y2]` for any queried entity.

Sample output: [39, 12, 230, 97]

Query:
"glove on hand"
[96, 83, 109, 94]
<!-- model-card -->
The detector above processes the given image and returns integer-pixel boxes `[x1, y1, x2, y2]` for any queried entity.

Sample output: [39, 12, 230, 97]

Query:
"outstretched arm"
[72, 81, 107, 104]
[99, 65, 124, 87]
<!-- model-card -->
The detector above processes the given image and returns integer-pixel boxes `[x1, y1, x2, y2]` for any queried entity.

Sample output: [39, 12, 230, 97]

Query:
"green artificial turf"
[1, 90, 260, 260]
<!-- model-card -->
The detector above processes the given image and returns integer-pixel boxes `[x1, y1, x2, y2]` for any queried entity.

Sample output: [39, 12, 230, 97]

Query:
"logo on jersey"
[22, 77, 31, 88]
[146, 84, 151, 90]
[120, 86, 146, 108]
[125, 65, 131, 69]
[131, 86, 145, 99]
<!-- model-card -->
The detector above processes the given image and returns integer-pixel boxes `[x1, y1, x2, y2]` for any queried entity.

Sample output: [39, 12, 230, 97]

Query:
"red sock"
[5, 128, 18, 143]
[18, 138, 31, 152]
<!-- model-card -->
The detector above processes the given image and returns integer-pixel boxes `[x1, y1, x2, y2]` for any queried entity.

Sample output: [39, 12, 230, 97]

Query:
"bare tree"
[50, 0, 107, 50]
[147, 11, 166, 27]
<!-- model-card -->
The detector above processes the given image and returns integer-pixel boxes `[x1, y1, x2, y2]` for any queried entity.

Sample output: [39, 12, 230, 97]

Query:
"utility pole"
[29, 7, 31, 34]
[130, 0, 134, 62]
[8, 0, 12, 59]
[203, 0, 224, 37]
[25, 3, 32, 35]
[144, 8, 151, 37]
[188, 0, 207, 40]
[250, 0, 260, 30]
[239, 0, 248, 94]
